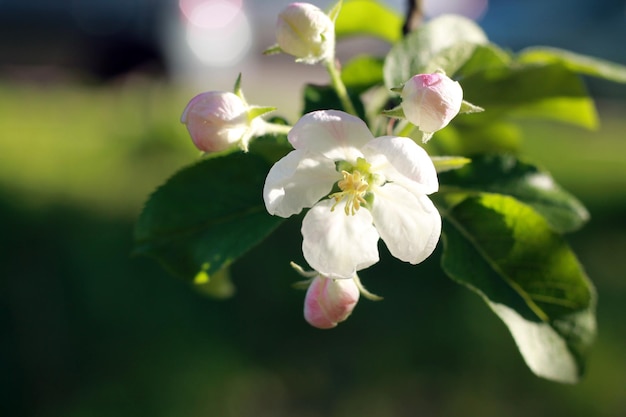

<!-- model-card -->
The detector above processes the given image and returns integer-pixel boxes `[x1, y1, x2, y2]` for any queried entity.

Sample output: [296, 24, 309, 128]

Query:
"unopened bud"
[304, 275, 359, 329]
[181, 91, 251, 153]
[401, 72, 463, 140]
[276, 2, 335, 64]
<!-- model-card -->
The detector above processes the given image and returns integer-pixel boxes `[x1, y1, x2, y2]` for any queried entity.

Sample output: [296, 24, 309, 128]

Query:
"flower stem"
[325, 59, 358, 116]
[262, 121, 293, 136]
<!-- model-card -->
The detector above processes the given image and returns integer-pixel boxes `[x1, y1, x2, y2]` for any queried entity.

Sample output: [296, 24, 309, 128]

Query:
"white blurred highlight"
[179, 0, 251, 67]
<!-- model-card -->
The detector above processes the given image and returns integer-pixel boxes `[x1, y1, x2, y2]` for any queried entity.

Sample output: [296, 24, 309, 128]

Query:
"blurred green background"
[2, 77, 625, 417]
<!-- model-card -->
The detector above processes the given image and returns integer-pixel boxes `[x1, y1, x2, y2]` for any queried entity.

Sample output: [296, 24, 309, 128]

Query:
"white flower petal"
[363, 136, 438, 195]
[264, 149, 340, 217]
[371, 183, 441, 264]
[302, 199, 379, 279]
[288, 110, 372, 162]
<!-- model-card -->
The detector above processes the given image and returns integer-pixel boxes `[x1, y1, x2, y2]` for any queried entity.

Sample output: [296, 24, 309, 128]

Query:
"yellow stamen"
[329, 170, 369, 215]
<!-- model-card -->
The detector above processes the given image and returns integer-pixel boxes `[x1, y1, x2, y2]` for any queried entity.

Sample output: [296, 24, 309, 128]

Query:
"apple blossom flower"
[275, 2, 335, 64]
[304, 274, 360, 329]
[181, 91, 255, 153]
[181, 88, 282, 153]
[292, 262, 380, 329]
[401, 72, 463, 141]
[264, 110, 442, 279]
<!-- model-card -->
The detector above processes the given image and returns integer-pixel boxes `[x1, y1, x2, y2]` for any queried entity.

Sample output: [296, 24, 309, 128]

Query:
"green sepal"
[263, 44, 282, 56]
[431, 156, 471, 173]
[327, 0, 343, 22]
[381, 104, 405, 119]
[248, 106, 276, 121]
[459, 100, 484, 114]
[233, 73, 243, 97]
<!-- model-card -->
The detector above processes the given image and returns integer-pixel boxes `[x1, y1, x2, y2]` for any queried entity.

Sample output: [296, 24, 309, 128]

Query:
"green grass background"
[1, 80, 625, 417]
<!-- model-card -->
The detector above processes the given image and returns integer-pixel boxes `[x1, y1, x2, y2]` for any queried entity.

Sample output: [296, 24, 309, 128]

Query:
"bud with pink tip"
[181, 91, 256, 153]
[401, 72, 463, 141]
[304, 275, 360, 329]
[275, 2, 335, 64]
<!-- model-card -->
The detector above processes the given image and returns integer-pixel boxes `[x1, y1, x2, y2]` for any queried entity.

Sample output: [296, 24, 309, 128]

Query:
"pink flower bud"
[276, 3, 335, 64]
[304, 275, 360, 329]
[181, 91, 250, 153]
[401, 72, 463, 138]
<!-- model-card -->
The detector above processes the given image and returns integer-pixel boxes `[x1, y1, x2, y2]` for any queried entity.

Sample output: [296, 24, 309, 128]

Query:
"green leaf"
[335, 0, 402, 43]
[302, 84, 365, 119]
[383, 14, 488, 88]
[441, 194, 596, 383]
[461, 63, 598, 129]
[455, 43, 512, 78]
[429, 121, 522, 156]
[341, 55, 385, 94]
[439, 154, 589, 232]
[518, 47, 626, 83]
[133, 152, 284, 281]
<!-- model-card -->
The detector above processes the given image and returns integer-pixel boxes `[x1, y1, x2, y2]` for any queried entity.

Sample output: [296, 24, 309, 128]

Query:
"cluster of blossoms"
[181, 2, 463, 329]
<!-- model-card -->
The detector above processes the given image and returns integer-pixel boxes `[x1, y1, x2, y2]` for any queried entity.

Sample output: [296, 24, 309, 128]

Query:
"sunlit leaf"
[518, 47, 626, 83]
[429, 121, 522, 156]
[461, 63, 598, 129]
[384, 14, 488, 88]
[455, 43, 512, 78]
[342, 55, 385, 94]
[335, 0, 402, 43]
[441, 194, 596, 383]
[439, 154, 589, 232]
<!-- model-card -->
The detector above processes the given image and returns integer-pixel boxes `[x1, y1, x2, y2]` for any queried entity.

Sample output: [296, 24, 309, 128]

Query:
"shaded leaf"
[439, 154, 589, 232]
[441, 194, 596, 383]
[134, 152, 284, 281]
[302, 84, 365, 119]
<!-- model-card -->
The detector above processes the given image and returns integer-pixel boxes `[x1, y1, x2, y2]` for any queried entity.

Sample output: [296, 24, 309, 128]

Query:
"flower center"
[329, 169, 369, 216]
